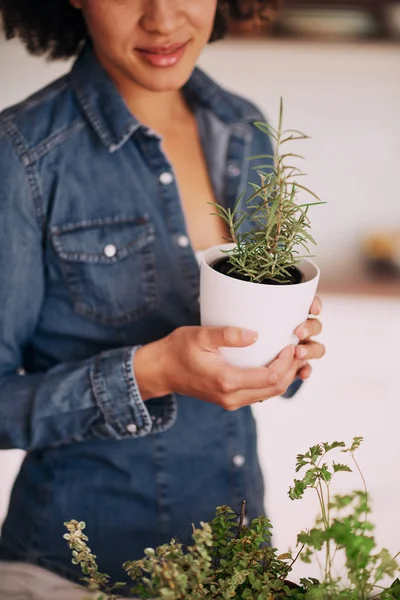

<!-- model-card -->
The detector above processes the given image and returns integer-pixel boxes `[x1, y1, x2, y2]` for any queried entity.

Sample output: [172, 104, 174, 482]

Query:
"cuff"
[91, 346, 176, 439]
[282, 377, 304, 399]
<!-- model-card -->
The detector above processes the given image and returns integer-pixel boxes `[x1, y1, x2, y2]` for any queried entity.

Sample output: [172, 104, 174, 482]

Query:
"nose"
[140, 0, 183, 35]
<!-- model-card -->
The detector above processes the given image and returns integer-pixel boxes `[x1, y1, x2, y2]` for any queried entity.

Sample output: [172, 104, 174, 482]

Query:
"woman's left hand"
[294, 296, 325, 381]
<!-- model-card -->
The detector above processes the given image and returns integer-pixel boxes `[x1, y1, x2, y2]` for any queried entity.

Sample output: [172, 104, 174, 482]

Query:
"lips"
[137, 43, 186, 55]
[135, 42, 188, 67]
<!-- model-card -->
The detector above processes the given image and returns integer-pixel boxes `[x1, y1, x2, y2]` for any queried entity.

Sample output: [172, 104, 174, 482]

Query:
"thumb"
[203, 326, 258, 350]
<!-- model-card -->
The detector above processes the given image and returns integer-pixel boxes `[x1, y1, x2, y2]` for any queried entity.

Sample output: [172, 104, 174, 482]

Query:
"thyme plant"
[212, 99, 324, 284]
[64, 438, 399, 600]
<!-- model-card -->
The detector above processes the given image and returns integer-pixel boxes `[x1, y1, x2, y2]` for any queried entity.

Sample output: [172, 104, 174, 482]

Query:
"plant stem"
[288, 543, 306, 570]
[236, 500, 246, 538]
[351, 453, 368, 533]
[316, 479, 332, 587]
[314, 548, 324, 581]
[316, 482, 329, 531]
[326, 483, 334, 586]
[369, 585, 388, 600]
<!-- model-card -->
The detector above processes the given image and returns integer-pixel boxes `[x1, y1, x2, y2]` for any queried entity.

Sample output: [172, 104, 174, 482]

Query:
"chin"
[130, 69, 194, 93]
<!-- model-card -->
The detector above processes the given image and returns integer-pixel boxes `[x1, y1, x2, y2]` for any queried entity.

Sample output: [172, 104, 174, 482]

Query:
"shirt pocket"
[51, 216, 158, 326]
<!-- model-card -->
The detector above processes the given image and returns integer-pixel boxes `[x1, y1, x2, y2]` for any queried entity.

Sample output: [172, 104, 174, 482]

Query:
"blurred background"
[0, 1, 399, 586]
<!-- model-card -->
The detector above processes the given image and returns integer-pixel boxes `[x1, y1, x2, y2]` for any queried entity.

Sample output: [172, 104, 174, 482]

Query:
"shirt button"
[233, 454, 246, 468]
[126, 423, 138, 434]
[227, 164, 241, 177]
[159, 172, 174, 185]
[145, 128, 157, 137]
[103, 244, 117, 258]
[177, 235, 190, 248]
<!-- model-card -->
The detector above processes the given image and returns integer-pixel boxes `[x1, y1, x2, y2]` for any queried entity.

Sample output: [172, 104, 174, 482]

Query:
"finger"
[218, 344, 306, 393]
[228, 388, 277, 409]
[268, 345, 299, 380]
[263, 346, 305, 391]
[295, 317, 322, 341]
[228, 363, 306, 408]
[224, 353, 307, 409]
[309, 296, 322, 316]
[295, 341, 326, 361]
[298, 363, 312, 380]
[200, 326, 258, 350]
[223, 365, 280, 392]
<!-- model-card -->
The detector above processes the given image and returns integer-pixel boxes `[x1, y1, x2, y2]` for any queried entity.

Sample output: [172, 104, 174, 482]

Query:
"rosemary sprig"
[213, 99, 325, 284]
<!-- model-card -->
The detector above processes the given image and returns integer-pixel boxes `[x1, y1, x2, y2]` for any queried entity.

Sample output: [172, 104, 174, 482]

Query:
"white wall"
[0, 37, 72, 109]
[253, 293, 400, 584]
[199, 40, 400, 279]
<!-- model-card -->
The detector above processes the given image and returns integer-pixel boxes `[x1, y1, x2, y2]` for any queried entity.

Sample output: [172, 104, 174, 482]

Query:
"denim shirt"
[0, 44, 299, 585]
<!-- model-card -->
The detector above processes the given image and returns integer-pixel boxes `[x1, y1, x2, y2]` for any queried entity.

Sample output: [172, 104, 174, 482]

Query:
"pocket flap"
[51, 216, 154, 264]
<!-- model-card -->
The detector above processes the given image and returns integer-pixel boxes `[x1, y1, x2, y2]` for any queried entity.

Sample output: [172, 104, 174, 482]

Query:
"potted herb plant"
[65, 437, 400, 600]
[200, 100, 323, 368]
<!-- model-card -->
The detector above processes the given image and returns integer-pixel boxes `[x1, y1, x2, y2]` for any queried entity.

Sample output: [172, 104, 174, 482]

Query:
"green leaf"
[343, 436, 364, 453]
[385, 578, 400, 600]
[292, 182, 321, 200]
[332, 462, 352, 473]
[319, 464, 332, 482]
[288, 479, 307, 500]
[111, 582, 127, 589]
[247, 153, 276, 161]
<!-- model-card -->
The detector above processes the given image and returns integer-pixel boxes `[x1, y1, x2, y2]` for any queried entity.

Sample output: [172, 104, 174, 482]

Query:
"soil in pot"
[212, 257, 303, 286]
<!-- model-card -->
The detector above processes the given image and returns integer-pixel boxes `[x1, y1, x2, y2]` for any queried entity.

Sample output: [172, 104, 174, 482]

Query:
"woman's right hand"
[134, 326, 306, 410]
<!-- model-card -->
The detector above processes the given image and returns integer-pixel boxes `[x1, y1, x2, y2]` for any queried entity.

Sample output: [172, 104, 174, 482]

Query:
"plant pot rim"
[201, 242, 320, 288]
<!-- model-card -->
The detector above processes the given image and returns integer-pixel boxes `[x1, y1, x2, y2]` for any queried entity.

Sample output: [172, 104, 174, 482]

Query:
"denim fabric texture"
[0, 43, 298, 586]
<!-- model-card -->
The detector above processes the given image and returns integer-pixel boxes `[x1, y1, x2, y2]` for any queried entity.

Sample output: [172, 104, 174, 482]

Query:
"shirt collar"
[71, 43, 259, 153]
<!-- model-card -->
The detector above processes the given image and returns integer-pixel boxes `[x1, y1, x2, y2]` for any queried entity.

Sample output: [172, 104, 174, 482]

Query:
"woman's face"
[70, 0, 218, 93]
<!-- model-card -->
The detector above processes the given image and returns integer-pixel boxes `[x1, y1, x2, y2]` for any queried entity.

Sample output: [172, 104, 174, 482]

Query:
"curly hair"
[0, 0, 279, 60]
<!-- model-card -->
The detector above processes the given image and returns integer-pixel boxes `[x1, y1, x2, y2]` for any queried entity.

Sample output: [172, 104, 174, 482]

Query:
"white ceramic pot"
[200, 243, 320, 368]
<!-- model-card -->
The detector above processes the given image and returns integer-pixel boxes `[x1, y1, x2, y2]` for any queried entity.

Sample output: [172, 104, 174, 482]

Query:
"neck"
[123, 85, 189, 132]
[96, 51, 192, 132]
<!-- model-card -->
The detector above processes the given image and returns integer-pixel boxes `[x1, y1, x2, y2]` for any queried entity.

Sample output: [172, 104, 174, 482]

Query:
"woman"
[0, 0, 325, 596]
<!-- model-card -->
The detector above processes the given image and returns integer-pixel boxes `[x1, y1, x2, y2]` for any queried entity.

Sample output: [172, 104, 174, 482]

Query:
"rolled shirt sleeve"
[0, 125, 176, 452]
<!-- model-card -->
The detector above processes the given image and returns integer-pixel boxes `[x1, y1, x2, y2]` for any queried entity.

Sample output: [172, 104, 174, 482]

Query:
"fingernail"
[299, 328, 309, 340]
[297, 346, 308, 359]
[242, 330, 258, 344]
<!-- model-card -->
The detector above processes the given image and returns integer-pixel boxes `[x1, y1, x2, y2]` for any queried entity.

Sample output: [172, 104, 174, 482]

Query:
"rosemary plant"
[212, 99, 324, 285]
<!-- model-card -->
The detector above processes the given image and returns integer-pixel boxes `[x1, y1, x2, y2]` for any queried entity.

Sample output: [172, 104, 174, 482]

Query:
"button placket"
[142, 135, 199, 296]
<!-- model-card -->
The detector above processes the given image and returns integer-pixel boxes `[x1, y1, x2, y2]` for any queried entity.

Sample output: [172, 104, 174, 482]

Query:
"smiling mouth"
[136, 42, 187, 55]
[135, 42, 189, 68]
